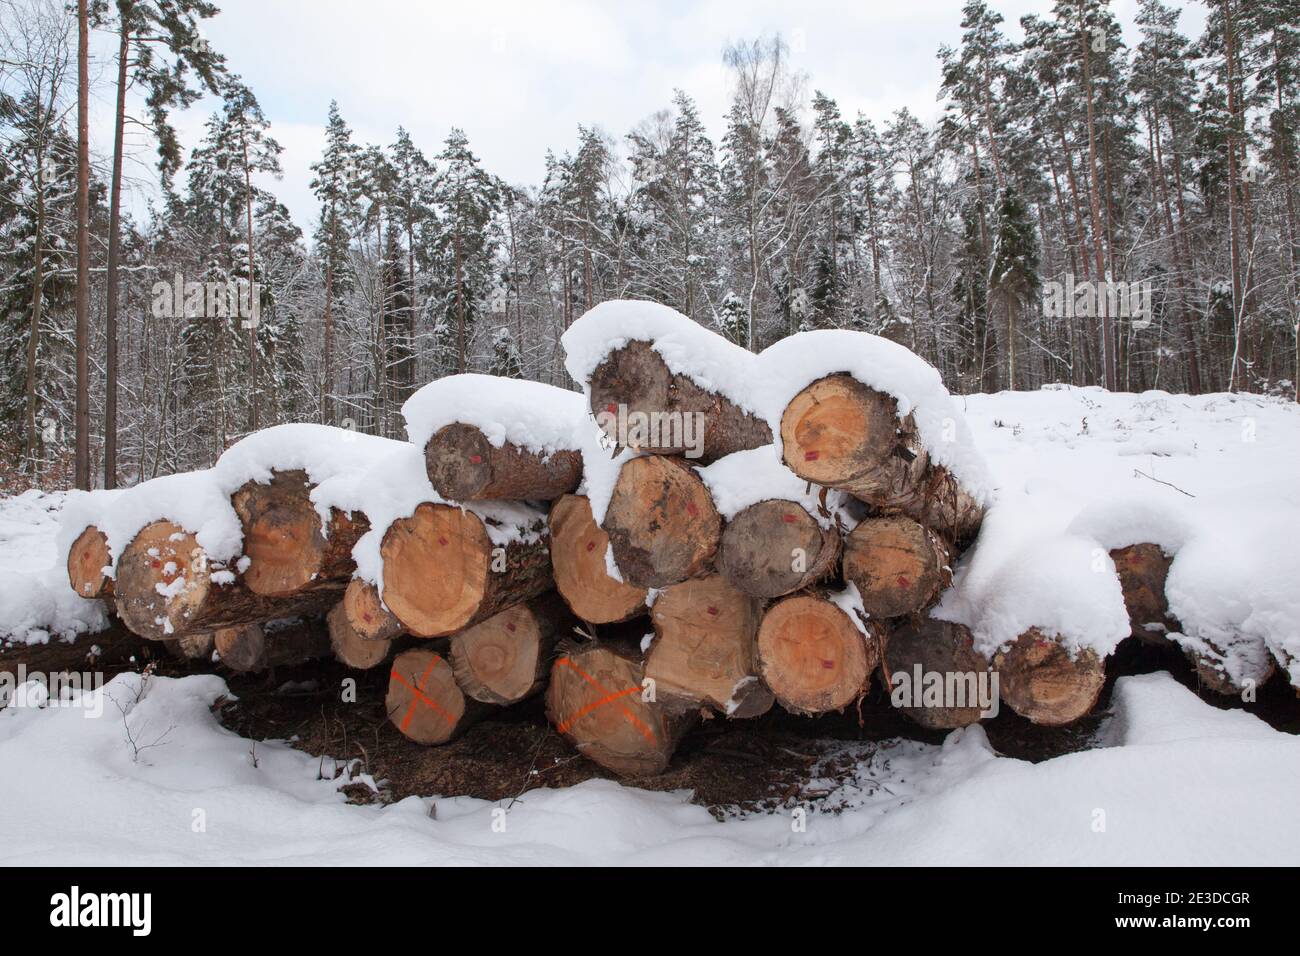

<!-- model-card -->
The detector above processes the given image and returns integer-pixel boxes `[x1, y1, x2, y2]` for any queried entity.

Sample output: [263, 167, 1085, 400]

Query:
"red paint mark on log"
[782, 513, 797, 523]
[438, 537, 448, 546]
[686, 503, 698, 517]
[821, 659, 835, 669]
[586, 541, 596, 552]
[707, 606, 718, 616]
[897, 576, 911, 590]
[469, 454, 482, 464]
[804, 450, 820, 461]
[506, 622, 516, 632]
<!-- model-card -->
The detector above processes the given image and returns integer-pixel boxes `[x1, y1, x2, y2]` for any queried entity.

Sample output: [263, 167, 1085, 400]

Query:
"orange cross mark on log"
[554, 657, 657, 744]
[391, 656, 455, 731]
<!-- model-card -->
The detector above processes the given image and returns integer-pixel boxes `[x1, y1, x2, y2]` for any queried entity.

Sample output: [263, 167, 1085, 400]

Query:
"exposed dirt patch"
[4, 622, 1296, 815]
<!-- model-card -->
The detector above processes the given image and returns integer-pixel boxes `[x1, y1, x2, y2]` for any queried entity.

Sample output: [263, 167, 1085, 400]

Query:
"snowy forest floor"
[2, 385, 1300, 864]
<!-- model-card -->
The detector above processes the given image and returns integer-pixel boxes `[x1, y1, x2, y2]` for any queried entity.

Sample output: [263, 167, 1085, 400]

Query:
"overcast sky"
[95, 0, 1209, 234]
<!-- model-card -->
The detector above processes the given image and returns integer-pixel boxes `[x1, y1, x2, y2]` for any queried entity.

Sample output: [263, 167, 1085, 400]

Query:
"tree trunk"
[842, 515, 950, 619]
[113, 521, 336, 640]
[449, 594, 567, 705]
[548, 494, 648, 624]
[587, 340, 771, 461]
[883, 618, 990, 730]
[601, 455, 721, 589]
[425, 422, 582, 501]
[780, 374, 984, 542]
[73, 0, 90, 491]
[992, 628, 1105, 726]
[67, 525, 113, 599]
[214, 618, 331, 673]
[717, 498, 840, 599]
[756, 592, 879, 716]
[102, 14, 130, 489]
[645, 574, 772, 717]
[545, 637, 698, 777]
[231, 470, 370, 597]
[379, 502, 552, 637]
[387, 647, 487, 744]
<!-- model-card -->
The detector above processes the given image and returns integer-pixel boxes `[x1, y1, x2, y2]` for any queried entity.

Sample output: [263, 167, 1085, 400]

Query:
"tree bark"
[425, 422, 582, 501]
[587, 340, 771, 461]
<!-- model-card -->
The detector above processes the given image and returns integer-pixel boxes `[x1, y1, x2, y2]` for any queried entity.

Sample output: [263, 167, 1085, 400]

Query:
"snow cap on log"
[60, 425, 405, 580]
[933, 491, 1130, 663]
[402, 373, 593, 460]
[754, 330, 994, 510]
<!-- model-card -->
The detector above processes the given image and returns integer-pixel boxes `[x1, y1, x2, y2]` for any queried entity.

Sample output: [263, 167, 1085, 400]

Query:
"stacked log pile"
[61, 301, 1276, 782]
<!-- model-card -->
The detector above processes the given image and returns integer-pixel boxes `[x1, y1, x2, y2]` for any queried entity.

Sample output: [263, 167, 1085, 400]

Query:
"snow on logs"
[402, 374, 588, 502]
[545, 635, 699, 777]
[377, 501, 551, 638]
[113, 521, 337, 641]
[779, 374, 985, 544]
[548, 494, 648, 623]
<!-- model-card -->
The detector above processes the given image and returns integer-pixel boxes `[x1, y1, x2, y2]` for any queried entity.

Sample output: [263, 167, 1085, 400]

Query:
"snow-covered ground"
[2, 386, 1299, 865]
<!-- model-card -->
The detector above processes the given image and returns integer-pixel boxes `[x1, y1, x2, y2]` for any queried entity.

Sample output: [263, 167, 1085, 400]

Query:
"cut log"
[341, 577, 404, 642]
[166, 630, 215, 662]
[883, 618, 991, 729]
[113, 521, 335, 641]
[213, 618, 330, 673]
[545, 638, 698, 776]
[425, 422, 582, 501]
[548, 494, 647, 623]
[67, 525, 113, 599]
[993, 629, 1106, 726]
[231, 469, 369, 597]
[645, 574, 771, 716]
[756, 593, 878, 715]
[449, 595, 566, 705]
[717, 499, 840, 599]
[1181, 635, 1276, 697]
[779, 374, 984, 542]
[588, 339, 771, 461]
[842, 515, 950, 619]
[1110, 543, 1172, 644]
[327, 601, 394, 670]
[386, 648, 484, 745]
[379, 502, 552, 638]
[601, 455, 721, 589]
